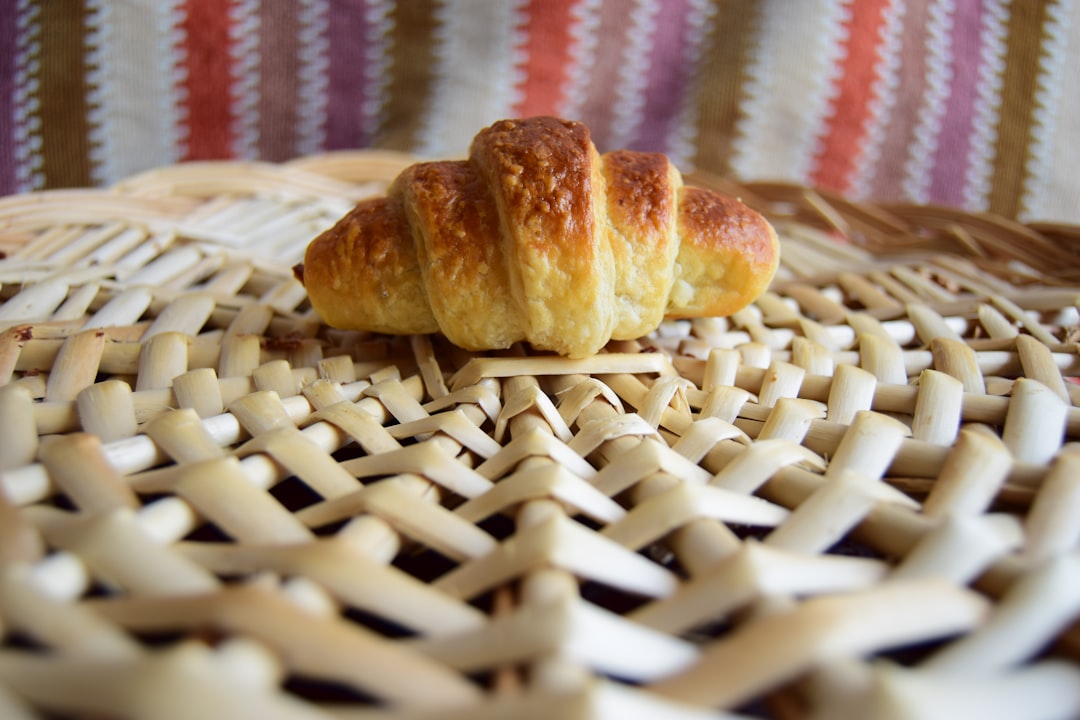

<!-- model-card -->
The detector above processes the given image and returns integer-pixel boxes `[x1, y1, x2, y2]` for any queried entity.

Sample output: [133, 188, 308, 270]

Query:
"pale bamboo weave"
[0, 153, 1078, 719]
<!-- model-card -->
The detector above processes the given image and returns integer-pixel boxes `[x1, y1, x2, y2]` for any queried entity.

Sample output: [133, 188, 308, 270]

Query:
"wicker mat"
[0, 154, 1079, 719]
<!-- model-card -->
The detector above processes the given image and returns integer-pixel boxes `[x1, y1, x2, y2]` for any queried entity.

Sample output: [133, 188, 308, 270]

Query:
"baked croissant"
[298, 116, 779, 358]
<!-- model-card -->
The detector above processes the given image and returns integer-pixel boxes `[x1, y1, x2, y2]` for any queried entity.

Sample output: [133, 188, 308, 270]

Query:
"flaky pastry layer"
[300, 116, 778, 357]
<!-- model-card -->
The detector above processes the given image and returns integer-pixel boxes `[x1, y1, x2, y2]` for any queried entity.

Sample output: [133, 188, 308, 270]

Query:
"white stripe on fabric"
[730, 0, 850, 184]
[362, 0, 396, 143]
[229, 0, 260, 160]
[415, 0, 529, 158]
[901, 0, 954, 203]
[295, 0, 330, 157]
[83, 0, 186, 185]
[12, 0, 39, 191]
[560, 0, 604, 121]
[962, 0, 1009, 212]
[1020, 0, 1075, 223]
[608, 0, 661, 150]
[665, 0, 716, 171]
[85, 0, 108, 184]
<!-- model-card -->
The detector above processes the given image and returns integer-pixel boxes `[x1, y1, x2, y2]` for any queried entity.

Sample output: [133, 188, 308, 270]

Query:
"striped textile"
[2, 0, 1078, 223]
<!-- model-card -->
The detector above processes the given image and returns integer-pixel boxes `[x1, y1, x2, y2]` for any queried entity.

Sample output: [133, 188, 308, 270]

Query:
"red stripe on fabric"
[325, 0, 373, 149]
[810, 0, 893, 192]
[513, 0, 576, 117]
[178, 0, 235, 160]
[635, 0, 693, 152]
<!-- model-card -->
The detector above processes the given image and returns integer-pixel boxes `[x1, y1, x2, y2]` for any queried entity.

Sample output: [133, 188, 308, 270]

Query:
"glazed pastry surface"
[300, 117, 779, 357]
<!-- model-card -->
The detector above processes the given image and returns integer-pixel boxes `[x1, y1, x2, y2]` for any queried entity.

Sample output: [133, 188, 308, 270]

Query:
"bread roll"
[298, 116, 778, 357]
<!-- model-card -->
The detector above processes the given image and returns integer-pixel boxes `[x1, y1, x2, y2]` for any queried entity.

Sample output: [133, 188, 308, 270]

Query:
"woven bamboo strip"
[1, 154, 1079, 718]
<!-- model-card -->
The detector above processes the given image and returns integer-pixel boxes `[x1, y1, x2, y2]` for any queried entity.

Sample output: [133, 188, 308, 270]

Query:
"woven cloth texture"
[2, 0, 1078, 224]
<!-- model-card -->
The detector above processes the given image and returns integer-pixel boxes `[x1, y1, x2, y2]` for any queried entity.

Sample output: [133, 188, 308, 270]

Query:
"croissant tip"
[292, 263, 305, 285]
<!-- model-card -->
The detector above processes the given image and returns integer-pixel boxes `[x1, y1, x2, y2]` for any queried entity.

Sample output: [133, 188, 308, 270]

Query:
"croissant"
[298, 116, 779, 358]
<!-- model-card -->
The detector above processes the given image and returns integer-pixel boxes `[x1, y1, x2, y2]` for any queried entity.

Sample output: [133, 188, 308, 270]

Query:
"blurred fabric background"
[1, 0, 1076, 223]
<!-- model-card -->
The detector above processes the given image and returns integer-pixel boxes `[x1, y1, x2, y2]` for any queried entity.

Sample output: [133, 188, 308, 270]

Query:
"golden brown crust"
[470, 117, 615, 357]
[602, 150, 682, 339]
[395, 161, 523, 351]
[299, 116, 779, 356]
[302, 196, 437, 334]
[667, 187, 780, 319]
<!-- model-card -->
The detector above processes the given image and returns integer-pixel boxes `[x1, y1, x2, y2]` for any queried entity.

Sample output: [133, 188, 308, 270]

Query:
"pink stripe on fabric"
[0, 0, 21, 194]
[928, 0, 983, 205]
[257, 3, 301, 161]
[324, 0, 373, 150]
[578, 0, 633, 151]
[869, 0, 932, 199]
[634, 0, 693, 153]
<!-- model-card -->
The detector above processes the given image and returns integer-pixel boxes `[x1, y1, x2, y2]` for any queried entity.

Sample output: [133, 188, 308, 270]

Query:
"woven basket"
[0, 152, 1078, 720]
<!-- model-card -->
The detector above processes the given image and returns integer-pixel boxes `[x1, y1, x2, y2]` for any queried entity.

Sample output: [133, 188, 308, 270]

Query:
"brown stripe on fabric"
[258, 3, 302, 162]
[378, 0, 440, 152]
[35, 0, 94, 188]
[987, 0, 1054, 219]
[690, 0, 760, 177]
